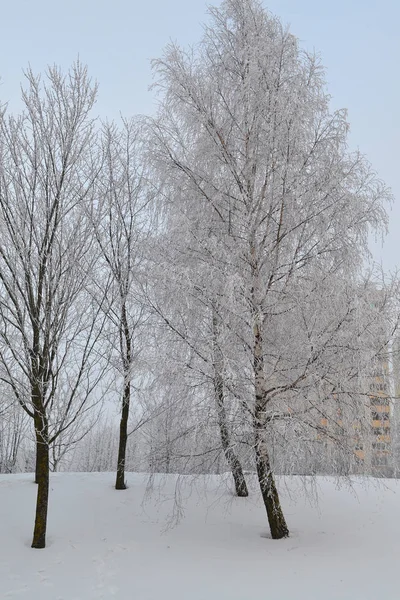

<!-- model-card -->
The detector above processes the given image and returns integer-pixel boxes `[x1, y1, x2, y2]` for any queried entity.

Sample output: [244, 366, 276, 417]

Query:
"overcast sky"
[1, 0, 398, 270]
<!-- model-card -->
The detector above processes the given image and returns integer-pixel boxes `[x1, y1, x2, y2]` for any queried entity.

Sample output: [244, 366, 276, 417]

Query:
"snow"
[0, 472, 399, 599]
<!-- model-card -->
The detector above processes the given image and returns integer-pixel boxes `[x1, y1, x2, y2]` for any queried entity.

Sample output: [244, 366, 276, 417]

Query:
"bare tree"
[0, 62, 107, 548]
[92, 119, 154, 490]
[0, 386, 29, 473]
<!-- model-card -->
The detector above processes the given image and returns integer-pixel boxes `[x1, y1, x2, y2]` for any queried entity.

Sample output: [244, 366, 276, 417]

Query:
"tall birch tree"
[151, 0, 393, 538]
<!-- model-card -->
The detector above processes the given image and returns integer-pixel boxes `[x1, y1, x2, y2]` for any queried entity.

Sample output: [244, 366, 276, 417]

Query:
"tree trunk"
[215, 381, 248, 497]
[34, 448, 40, 484]
[115, 378, 130, 490]
[32, 413, 49, 549]
[115, 301, 132, 491]
[213, 311, 248, 497]
[254, 409, 289, 539]
[253, 311, 289, 539]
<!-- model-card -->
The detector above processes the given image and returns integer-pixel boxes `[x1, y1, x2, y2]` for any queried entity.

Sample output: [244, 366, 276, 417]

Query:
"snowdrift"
[0, 472, 398, 599]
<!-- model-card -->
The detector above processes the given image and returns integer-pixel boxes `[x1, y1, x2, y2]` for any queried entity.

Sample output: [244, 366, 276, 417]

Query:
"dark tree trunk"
[254, 410, 289, 539]
[252, 306, 289, 539]
[32, 412, 49, 549]
[34, 448, 40, 484]
[213, 311, 248, 497]
[215, 381, 248, 497]
[115, 379, 130, 490]
[115, 302, 132, 491]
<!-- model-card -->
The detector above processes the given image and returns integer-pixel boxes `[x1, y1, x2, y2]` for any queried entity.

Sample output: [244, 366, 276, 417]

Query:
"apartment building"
[314, 357, 395, 477]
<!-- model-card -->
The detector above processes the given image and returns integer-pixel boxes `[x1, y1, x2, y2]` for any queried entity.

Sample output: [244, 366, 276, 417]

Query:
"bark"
[214, 379, 248, 496]
[115, 379, 130, 490]
[31, 412, 49, 549]
[165, 449, 171, 474]
[254, 408, 289, 539]
[115, 302, 131, 491]
[253, 313, 289, 539]
[213, 312, 248, 497]
[34, 449, 40, 484]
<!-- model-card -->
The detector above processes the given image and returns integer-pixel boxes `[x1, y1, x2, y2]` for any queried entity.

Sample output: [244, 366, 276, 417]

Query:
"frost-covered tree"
[150, 0, 394, 538]
[145, 234, 249, 495]
[49, 404, 102, 472]
[0, 387, 29, 473]
[0, 63, 107, 548]
[93, 119, 155, 490]
[70, 417, 119, 473]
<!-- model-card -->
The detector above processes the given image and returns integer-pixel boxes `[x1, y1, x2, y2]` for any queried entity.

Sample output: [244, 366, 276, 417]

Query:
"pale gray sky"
[1, 0, 398, 270]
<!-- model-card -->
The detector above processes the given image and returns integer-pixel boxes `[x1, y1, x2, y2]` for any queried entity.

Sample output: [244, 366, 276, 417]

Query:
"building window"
[373, 426, 391, 436]
[372, 455, 389, 467]
[371, 411, 390, 421]
[369, 382, 388, 393]
[370, 397, 390, 406]
[372, 369, 384, 377]
[372, 442, 388, 452]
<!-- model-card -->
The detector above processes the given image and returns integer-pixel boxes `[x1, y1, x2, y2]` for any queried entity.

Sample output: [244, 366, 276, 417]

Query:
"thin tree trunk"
[253, 314, 289, 539]
[215, 382, 249, 497]
[115, 302, 132, 490]
[32, 412, 49, 549]
[213, 311, 248, 497]
[165, 448, 171, 474]
[115, 379, 130, 490]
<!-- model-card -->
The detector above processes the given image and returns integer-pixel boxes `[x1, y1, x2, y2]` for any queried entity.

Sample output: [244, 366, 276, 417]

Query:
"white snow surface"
[1, 472, 399, 599]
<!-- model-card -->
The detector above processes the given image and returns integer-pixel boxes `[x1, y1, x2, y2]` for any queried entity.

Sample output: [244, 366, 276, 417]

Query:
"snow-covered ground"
[1, 472, 399, 599]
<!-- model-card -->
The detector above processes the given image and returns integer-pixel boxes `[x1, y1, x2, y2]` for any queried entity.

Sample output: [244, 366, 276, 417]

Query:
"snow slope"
[0, 472, 399, 599]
